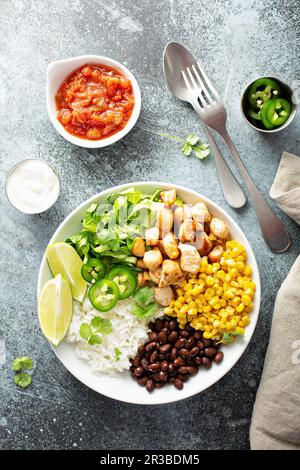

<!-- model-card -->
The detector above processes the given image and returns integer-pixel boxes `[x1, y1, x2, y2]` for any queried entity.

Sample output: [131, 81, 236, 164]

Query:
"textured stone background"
[0, 0, 299, 450]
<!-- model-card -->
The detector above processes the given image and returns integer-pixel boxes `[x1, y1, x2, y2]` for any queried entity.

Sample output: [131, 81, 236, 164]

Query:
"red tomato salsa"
[55, 64, 135, 140]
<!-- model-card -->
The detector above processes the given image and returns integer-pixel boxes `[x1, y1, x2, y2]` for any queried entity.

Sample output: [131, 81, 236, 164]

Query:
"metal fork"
[182, 65, 291, 253]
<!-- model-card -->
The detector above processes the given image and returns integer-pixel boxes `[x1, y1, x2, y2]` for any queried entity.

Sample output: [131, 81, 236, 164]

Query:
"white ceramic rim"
[37, 182, 261, 405]
[46, 55, 141, 148]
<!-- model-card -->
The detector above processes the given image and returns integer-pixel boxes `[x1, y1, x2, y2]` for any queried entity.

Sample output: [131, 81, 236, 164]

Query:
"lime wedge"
[38, 274, 73, 346]
[46, 242, 87, 302]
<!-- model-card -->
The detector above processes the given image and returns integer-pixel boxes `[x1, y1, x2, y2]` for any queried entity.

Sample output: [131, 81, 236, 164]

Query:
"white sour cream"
[6, 159, 60, 214]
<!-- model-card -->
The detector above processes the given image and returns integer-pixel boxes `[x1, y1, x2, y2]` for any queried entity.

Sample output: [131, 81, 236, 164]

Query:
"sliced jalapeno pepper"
[81, 258, 105, 283]
[247, 107, 261, 121]
[107, 266, 137, 299]
[248, 78, 281, 109]
[88, 279, 119, 312]
[260, 103, 276, 130]
[265, 98, 291, 127]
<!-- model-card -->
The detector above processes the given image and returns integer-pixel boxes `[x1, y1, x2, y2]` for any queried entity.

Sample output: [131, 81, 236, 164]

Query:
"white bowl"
[46, 55, 141, 148]
[37, 182, 261, 405]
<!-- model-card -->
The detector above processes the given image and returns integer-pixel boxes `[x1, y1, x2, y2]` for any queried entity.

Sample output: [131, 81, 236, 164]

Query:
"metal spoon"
[163, 42, 247, 209]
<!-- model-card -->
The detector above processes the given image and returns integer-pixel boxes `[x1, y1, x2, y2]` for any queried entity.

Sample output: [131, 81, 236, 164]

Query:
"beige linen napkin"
[250, 255, 300, 449]
[270, 151, 300, 225]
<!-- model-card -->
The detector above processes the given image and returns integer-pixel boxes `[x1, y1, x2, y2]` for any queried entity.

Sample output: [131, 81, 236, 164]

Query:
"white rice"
[65, 296, 163, 374]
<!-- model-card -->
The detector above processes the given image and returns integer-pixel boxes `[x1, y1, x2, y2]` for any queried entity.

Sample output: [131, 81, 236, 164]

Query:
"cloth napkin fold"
[251, 151, 300, 450]
[270, 151, 300, 225]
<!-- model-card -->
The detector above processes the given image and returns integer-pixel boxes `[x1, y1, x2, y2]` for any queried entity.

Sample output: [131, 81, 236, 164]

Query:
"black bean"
[133, 357, 141, 367]
[203, 338, 211, 347]
[179, 348, 190, 358]
[193, 356, 203, 365]
[186, 366, 198, 375]
[168, 363, 175, 373]
[159, 371, 168, 382]
[194, 331, 203, 340]
[190, 346, 199, 357]
[137, 344, 145, 356]
[169, 320, 177, 331]
[178, 366, 188, 374]
[146, 379, 155, 392]
[161, 360, 168, 371]
[153, 372, 161, 382]
[202, 357, 212, 368]
[178, 374, 189, 382]
[149, 351, 158, 363]
[145, 341, 157, 352]
[134, 367, 145, 377]
[168, 331, 178, 343]
[185, 324, 194, 333]
[141, 358, 149, 370]
[138, 376, 148, 386]
[174, 357, 185, 367]
[204, 347, 217, 357]
[158, 331, 167, 344]
[186, 336, 196, 350]
[213, 351, 224, 363]
[148, 331, 157, 341]
[197, 341, 205, 350]
[170, 348, 178, 360]
[155, 382, 164, 389]
[155, 319, 163, 331]
[175, 338, 186, 349]
[179, 329, 190, 338]
[160, 344, 172, 354]
[174, 379, 183, 390]
[148, 363, 160, 372]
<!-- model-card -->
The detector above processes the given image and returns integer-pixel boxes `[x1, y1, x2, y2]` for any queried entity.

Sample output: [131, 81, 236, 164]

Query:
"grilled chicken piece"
[210, 218, 230, 240]
[131, 238, 145, 257]
[143, 247, 163, 270]
[192, 202, 211, 224]
[137, 271, 150, 287]
[160, 188, 176, 207]
[208, 245, 224, 263]
[149, 267, 162, 284]
[198, 232, 214, 256]
[162, 232, 179, 260]
[145, 226, 160, 246]
[154, 286, 174, 307]
[159, 259, 183, 288]
[136, 258, 147, 269]
[178, 219, 196, 243]
[157, 207, 174, 238]
[178, 243, 201, 274]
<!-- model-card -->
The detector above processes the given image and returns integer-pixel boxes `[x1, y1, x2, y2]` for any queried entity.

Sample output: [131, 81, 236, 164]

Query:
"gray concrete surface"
[0, 0, 300, 450]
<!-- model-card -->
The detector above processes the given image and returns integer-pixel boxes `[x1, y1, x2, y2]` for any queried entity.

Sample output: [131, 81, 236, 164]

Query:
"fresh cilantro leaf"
[14, 372, 32, 389]
[79, 323, 92, 340]
[219, 332, 234, 345]
[194, 144, 210, 160]
[131, 304, 146, 319]
[20, 357, 34, 370]
[12, 358, 22, 372]
[185, 133, 199, 146]
[133, 287, 155, 307]
[144, 302, 159, 317]
[114, 347, 121, 362]
[91, 317, 112, 335]
[88, 334, 102, 346]
[181, 142, 193, 156]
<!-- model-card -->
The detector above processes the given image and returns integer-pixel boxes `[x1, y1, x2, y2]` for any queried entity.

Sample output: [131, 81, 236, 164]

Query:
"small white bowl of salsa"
[47, 55, 141, 148]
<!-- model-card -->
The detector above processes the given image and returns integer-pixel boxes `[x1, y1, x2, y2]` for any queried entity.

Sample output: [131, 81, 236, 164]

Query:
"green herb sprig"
[131, 287, 159, 319]
[159, 132, 210, 160]
[12, 357, 34, 389]
[80, 316, 112, 345]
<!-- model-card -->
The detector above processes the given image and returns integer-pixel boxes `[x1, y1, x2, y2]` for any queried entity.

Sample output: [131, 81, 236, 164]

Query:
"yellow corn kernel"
[244, 288, 254, 298]
[241, 294, 251, 306]
[205, 276, 214, 286]
[236, 303, 245, 313]
[224, 290, 235, 299]
[164, 307, 173, 315]
[188, 308, 197, 316]
[235, 326, 245, 335]
[232, 296, 241, 307]
[242, 316, 250, 325]
[202, 305, 212, 313]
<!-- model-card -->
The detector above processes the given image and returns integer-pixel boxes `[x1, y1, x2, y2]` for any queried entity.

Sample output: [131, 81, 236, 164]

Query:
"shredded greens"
[66, 188, 163, 271]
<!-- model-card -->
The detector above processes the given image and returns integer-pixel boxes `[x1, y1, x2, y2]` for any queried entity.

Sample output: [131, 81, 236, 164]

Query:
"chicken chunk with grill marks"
[208, 245, 224, 263]
[159, 259, 183, 288]
[197, 232, 214, 256]
[131, 237, 145, 257]
[192, 202, 211, 224]
[154, 286, 174, 307]
[156, 206, 174, 238]
[145, 226, 160, 246]
[143, 247, 163, 271]
[160, 188, 176, 207]
[210, 218, 230, 240]
[178, 243, 201, 274]
[162, 232, 179, 260]
[149, 267, 162, 284]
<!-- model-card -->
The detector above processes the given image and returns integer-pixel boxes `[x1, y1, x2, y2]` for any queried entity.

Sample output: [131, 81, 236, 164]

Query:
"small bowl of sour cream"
[5, 159, 60, 214]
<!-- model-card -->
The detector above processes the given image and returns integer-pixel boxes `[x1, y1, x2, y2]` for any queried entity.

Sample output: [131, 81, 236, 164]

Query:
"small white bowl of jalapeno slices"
[241, 77, 297, 133]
